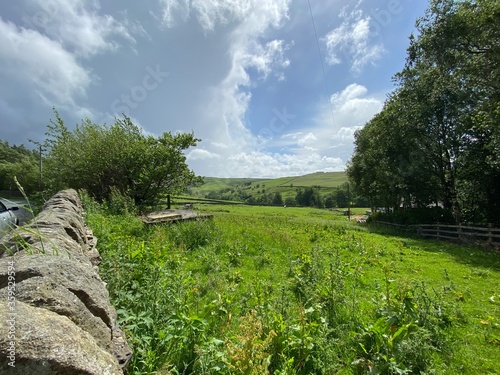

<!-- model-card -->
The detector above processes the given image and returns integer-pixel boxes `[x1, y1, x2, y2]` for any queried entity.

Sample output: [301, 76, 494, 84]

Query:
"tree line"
[203, 183, 368, 209]
[347, 0, 500, 225]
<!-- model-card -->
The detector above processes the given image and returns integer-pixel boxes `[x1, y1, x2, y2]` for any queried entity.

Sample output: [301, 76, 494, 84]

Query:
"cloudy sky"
[0, 0, 428, 178]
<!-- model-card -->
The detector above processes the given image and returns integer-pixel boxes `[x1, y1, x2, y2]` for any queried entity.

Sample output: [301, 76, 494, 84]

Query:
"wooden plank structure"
[141, 209, 213, 225]
[411, 223, 500, 248]
[373, 221, 500, 250]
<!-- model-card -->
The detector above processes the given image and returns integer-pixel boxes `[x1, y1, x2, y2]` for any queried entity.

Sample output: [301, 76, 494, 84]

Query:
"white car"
[0, 201, 19, 237]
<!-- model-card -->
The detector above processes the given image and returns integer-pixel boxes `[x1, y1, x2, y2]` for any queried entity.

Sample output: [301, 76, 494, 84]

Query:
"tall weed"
[354, 280, 458, 374]
[167, 220, 217, 251]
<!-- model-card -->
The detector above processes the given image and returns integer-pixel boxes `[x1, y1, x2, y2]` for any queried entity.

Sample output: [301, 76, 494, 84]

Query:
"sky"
[0, 0, 429, 178]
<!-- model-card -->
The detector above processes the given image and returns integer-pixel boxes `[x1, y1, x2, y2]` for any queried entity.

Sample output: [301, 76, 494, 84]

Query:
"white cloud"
[0, 18, 91, 106]
[210, 141, 230, 149]
[23, 0, 138, 58]
[323, 4, 385, 73]
[187, 148, 221, 160]
[330, 83, 382, 130]
[215, 151, 343, 178]
[284, 83, 382, 145]
[247, 39, 291, 80]
[0, 1, 145, 134]
[191, 0, 252, 31]
[187, 82, 383, 178]
[331, 82, 367, 103]
[283, 132, 319, 151]
[297, 132, 317, 146]
[159, 0, 293, 176]
[335, 126, 359, 141]
[159, 0, 251, 30]
[274, 83, 383, 168]
[209, 2, 292, 153]
[159, 0, 289, 31]
[159, 0, 190, 28]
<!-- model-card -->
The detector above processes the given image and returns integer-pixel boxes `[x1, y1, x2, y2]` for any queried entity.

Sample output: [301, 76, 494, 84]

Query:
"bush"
[354, 281, 456, 374]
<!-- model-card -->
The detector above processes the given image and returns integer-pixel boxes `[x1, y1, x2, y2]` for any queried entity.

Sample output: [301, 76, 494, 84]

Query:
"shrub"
[354, 281, 456, 374]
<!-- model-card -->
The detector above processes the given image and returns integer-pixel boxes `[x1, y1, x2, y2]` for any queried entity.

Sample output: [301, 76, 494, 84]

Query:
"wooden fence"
[374, 222, 500, 249]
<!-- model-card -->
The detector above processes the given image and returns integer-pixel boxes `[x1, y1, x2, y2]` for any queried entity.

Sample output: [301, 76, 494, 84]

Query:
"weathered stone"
[0, 302, 123, 375]
[0, 189, 132, 373]
[0, 254, 113, 325]
[85, 229, 102, 266]
[0, 275, 112, 351]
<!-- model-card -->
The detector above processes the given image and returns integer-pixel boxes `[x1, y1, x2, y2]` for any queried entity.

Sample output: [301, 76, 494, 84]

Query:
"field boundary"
[374, 221, 500, 250]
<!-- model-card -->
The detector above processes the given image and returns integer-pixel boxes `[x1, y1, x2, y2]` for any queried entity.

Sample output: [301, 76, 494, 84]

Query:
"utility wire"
[307, 0, 336, 131]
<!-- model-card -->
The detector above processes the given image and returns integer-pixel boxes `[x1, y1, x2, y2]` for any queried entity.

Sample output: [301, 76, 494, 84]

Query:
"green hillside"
[189, 177, 266, 195]
[188, 172, 349, 205]
[273, 171, 348, 188]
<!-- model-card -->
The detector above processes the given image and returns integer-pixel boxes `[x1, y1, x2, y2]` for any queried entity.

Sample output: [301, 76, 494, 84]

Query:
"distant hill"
[188, 172, 348, 203]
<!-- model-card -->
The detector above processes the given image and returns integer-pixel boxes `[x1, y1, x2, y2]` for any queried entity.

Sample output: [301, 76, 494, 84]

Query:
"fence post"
[488, 223, 493, 246]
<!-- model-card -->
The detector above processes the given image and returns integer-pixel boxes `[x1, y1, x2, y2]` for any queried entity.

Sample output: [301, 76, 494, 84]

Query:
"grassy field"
[190, 172, 348, 201]
[86, 201, 500, 374]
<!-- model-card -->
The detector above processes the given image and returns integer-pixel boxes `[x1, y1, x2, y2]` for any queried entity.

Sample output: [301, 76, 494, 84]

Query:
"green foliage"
[43, 109, 202, 207]
[355, 281, 457, 374]
[167, 220, 216, 251]
[295, 187, 324, 208]
[107, 187, 137, 216]
[272, 192, 284, 206]
[84, 202, 500, 374]
[348, 0, 500, 224]
[323, 182, 368, 209]
[0, 140, 40, 193]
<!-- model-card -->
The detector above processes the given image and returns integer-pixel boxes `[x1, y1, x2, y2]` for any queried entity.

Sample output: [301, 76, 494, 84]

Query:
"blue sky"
[0, 0, 428, 178]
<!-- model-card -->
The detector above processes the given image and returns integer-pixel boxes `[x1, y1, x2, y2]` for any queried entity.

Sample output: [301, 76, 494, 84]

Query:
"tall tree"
[406, 0, 500, 223]
[349, 0, 500, 224]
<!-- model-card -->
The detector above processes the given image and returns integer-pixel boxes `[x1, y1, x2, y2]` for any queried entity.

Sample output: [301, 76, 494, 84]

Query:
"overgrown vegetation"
[83, 195, 500, 374]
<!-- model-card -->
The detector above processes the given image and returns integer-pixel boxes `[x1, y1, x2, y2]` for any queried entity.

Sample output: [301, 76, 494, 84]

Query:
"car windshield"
[0, 202, 7, 212]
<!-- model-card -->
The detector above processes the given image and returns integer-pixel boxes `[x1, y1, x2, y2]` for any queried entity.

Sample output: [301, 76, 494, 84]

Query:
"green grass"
[273, 171, 348, 188]
[86, 202, 500, 375]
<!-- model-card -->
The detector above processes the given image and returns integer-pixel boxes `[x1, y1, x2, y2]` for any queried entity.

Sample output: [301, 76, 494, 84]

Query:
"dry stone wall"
[0, 189, 132, 374]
